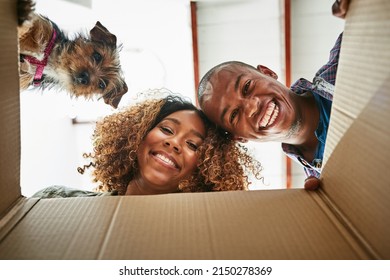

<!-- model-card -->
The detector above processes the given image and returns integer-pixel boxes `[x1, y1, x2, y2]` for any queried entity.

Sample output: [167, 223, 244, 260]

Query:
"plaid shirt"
[282, 33, 343, 178]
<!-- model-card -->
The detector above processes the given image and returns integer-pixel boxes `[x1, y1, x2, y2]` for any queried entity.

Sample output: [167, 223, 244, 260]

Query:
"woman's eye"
[230, 109, 238, 124]
[160, 126, 173, 134]
[92, 51, 102, 62]
[243, 80, 251, 96]
[187, 141, 198, 151]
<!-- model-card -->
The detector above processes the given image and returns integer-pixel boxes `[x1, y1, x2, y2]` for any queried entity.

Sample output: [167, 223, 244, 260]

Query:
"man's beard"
[286, 117, 302, 139]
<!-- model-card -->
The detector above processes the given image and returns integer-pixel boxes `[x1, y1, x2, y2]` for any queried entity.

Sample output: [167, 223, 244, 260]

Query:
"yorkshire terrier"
[17, 0, 128, 108]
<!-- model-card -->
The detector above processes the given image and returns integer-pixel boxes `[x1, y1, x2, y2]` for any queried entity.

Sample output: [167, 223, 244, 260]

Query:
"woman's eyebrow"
[191, 130, 205, 141]
[164, 117, 180, 125]
[164, 117, 205, 140]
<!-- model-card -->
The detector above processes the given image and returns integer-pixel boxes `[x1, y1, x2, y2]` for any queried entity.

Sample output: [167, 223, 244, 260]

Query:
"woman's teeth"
[155, 153, 177, 168]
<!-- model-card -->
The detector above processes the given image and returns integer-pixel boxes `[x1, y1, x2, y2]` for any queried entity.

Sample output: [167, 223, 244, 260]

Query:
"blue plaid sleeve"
[315, 33, 343, 85]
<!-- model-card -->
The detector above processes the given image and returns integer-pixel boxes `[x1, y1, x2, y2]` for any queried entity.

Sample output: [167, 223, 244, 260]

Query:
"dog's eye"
[98, 80, 107, 90]
[92, 51, 102, 63]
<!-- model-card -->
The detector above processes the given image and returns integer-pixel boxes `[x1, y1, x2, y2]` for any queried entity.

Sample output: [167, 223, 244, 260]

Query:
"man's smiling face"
[199, 63, 301, 143]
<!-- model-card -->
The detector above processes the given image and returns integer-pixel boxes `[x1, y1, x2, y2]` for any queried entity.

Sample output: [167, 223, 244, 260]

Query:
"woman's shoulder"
[31, 185, 117, 199]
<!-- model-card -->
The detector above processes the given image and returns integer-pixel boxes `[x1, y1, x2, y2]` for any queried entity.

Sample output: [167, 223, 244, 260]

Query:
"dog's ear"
[18, 0, 36, 26]
[90, 21, 117, 47]
[103, 80, 128, 109]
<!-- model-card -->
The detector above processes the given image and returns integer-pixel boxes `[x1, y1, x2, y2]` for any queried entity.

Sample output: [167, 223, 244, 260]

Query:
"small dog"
[17, 0, 128, 108]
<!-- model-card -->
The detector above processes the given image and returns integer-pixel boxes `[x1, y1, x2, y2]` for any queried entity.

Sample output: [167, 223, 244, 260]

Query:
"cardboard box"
[0, 0, 389, 259]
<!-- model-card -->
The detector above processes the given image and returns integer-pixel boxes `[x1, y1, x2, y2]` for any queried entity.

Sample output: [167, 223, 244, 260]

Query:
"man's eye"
[243, 80, 251, 96]
[230, 109, 238, 124]
[187, 141, 198, 151]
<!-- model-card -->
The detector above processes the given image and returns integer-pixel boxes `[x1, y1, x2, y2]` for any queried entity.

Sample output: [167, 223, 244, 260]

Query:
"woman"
[33, 94, 262, 198]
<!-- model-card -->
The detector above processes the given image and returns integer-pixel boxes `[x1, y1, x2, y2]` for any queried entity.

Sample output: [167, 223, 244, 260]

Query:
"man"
[197, 29, 344, 190]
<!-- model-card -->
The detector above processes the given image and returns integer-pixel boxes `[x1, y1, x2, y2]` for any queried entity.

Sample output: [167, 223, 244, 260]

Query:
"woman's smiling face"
[134, 110, 206, 194]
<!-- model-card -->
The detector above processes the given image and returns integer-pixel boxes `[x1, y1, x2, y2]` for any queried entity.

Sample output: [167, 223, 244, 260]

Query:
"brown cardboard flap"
[0, 197, 37, 242]
[322, 0, 390, 259]
[0, 0, 22, 217]
[101, 190, 367, 260]
[0, 190, 366, 260]
[0, 196, 120, 259]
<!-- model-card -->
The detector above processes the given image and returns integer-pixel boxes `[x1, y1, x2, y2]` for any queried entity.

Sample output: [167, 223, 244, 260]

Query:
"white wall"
[20, 0, 195, 196]
[291, 0, 345, 82]
[197, 0, 284, 76]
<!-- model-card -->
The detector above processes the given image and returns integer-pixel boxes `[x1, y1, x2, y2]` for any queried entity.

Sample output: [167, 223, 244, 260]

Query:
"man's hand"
[332, 0, 350, 19]
[304, 176, 321, 191]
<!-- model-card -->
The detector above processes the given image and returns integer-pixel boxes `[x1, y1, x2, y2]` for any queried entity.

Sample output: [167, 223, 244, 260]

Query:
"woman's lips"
[259, 101, 279, 129]
[152, 152, 179, 170]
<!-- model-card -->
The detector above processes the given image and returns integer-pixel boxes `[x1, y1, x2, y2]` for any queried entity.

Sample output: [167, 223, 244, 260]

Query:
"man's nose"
[243, 98, 258, 118]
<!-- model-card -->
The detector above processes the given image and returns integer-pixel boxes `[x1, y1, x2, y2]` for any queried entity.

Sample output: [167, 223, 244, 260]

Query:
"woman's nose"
[164, 139, 181, 153]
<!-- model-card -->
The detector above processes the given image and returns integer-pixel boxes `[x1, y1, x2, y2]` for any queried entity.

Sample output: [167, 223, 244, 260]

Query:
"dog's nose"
[77, 72, 90, 85]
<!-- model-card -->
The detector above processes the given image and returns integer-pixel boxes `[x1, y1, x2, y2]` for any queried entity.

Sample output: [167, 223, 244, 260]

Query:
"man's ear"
[256, 65, 278, 80]
[233, 136, 248, 143]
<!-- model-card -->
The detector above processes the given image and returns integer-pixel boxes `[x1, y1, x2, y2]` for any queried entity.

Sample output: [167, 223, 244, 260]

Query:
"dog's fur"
[17, 0, 128, 108]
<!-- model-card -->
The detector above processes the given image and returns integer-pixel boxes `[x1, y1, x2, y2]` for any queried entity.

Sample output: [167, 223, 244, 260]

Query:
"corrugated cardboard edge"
[312, 190, 380, 259]
[0, 197, 38, 242]
[97, 190, 367, 260]
[0, 0, 22, 216]
[321, 0, 390, 259]
[0, 190, 369, 260]
[323, 0, 390, 162]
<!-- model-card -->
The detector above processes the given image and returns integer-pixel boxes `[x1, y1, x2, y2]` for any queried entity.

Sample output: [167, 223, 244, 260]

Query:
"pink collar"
[23, 28, 57, 86]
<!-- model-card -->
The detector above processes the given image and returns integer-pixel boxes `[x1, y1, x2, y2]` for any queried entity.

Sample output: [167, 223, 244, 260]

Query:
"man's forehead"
[200, 81, 229, 128]
[209, 66, 243, 92]
[202, 65, 247, 105]
[214, 64, 247, 77]
[200, 81, 217, 104]
[201, 96, 222, 124]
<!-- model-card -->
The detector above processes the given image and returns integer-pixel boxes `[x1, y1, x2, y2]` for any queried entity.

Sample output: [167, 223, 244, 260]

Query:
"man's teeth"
[259, 102, 279, 128]
[155, 153, 176, 167]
